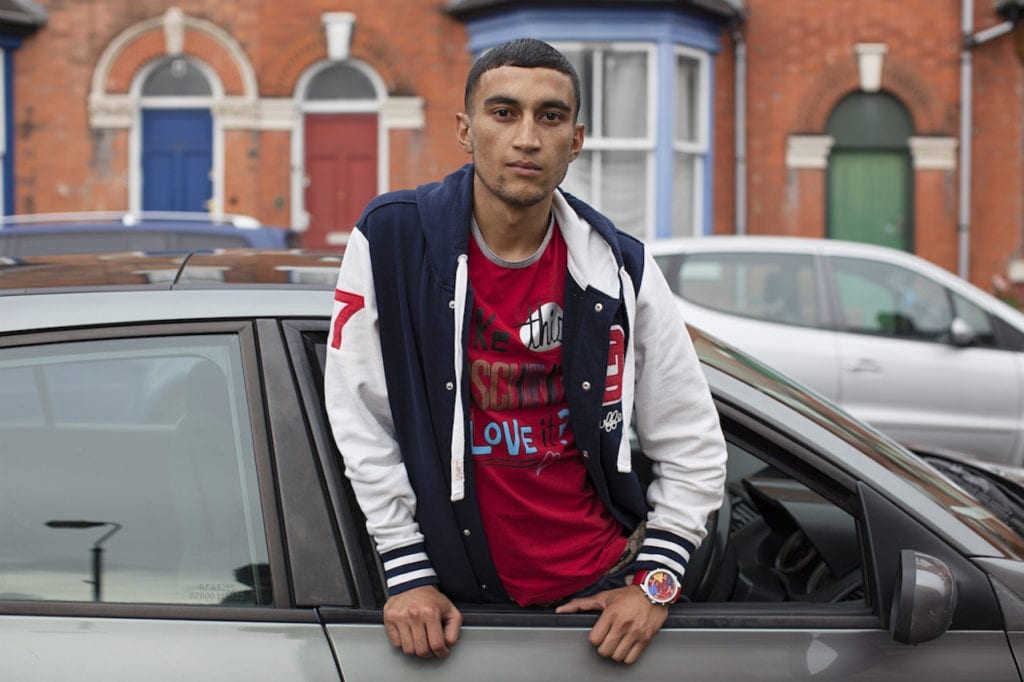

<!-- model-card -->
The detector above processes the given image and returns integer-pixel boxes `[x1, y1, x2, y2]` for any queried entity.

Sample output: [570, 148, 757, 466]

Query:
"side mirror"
[890, 550, 957, 645]
[948, 317, 976, 347]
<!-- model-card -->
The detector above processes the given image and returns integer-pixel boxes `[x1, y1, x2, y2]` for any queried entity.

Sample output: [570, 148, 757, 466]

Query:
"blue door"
[141, 109, 213, 212]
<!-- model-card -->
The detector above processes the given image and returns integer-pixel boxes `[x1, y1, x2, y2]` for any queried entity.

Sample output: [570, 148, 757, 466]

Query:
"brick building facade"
[4, 0, 1023, 292]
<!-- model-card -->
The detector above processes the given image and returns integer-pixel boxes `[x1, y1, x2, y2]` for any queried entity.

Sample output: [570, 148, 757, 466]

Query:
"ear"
[569, 123, 585, 161]
[455, 113, 473, 154]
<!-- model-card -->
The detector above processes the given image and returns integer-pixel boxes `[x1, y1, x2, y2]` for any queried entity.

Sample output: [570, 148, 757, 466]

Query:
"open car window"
[300, 325, 870, 618]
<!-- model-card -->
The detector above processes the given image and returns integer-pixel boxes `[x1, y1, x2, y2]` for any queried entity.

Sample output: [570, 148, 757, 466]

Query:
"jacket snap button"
[582, 381, 591, 391]
[582, 450, 590, 458]
[449, 300, 456, 309]
[446, 381, 455, 391]
[463, 529, 471, 536]
[594, 303, 603, 312]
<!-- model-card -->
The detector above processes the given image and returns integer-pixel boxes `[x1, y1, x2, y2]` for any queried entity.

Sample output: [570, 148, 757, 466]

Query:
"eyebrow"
[482, 95, 572, 113]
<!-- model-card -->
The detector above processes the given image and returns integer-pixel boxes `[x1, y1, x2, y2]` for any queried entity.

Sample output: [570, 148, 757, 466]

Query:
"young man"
[324, 38, 726, 665]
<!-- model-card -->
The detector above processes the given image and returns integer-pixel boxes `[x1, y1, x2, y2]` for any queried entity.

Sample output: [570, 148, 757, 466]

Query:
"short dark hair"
[464, 38, 582, 121]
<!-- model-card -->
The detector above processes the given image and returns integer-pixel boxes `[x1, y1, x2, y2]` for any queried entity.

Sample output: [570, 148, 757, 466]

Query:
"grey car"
[650, 236, 1024, 467]
[2, 250, 1024, 680]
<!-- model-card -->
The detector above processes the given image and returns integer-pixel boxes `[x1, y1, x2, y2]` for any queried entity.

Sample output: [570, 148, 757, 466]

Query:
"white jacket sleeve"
[323, 229, 438, 594]
[632, 248, 727, 557]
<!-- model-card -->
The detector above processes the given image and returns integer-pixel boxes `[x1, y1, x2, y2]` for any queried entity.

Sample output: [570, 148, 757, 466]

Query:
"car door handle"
[846, 358, 883, 374]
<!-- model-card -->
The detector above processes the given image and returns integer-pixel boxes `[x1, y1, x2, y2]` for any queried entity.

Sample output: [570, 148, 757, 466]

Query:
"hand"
[555, 585, 669, 665]
[382, 584, 463, 658]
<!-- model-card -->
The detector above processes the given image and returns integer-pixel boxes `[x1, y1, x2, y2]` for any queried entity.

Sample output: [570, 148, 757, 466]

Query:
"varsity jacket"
[324, 164, 727, 604]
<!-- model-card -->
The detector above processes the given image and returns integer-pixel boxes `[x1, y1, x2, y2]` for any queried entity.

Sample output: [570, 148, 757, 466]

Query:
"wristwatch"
[633, 568, 682, 605]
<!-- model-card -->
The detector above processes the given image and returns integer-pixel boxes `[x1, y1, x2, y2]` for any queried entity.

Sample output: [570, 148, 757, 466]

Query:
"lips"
[508, 161, 542, 175]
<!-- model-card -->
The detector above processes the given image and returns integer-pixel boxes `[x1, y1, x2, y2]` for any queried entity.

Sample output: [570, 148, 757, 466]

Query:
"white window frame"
[555, 41, 658, 239]
[672, 45, 711, 237]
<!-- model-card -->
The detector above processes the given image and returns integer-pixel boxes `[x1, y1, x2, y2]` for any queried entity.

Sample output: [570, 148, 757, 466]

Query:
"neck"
[473, 191, 555, 262]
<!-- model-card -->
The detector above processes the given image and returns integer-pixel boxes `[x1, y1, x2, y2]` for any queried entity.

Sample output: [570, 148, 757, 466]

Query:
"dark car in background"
[0, 212, 299, 257]
[2, 250, 1024, 680]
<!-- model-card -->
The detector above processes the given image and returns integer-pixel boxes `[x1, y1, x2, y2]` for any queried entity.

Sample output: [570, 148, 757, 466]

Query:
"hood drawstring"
[616, 266, 637, 474]
[450, 253, 469, 501]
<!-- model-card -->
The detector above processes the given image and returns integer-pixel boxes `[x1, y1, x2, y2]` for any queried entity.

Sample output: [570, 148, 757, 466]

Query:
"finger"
[399, 623, 419, 656]
[442, 608, 463, 647]
[385, 621, 402, 649]
[589, 610, 616, 649]
[623, 640, 648, 666]
[425, 618, 451, 658]
[555, 596, 601, 614]
[608, 629, 637, 663]
[411, 622, 435, 658]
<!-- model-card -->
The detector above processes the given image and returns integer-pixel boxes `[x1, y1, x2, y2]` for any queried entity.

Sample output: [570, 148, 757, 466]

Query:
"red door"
[303, 113, 378, 248]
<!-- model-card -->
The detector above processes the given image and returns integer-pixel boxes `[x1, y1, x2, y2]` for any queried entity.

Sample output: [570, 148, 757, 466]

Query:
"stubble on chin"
[475, 164, 571, 209]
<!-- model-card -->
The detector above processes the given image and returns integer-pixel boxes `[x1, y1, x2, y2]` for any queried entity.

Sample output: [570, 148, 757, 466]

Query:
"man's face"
[457, 65, 584, 211]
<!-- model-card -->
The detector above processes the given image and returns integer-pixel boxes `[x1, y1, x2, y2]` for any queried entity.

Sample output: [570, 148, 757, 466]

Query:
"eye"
[493, 108, 513, 118]
[541, 111, 564, 122]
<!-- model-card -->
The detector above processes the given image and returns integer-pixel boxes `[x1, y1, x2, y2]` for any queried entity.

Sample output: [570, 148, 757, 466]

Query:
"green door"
[828, 150, 909, 250]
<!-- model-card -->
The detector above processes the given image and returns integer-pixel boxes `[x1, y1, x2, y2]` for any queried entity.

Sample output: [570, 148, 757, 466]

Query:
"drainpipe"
[960, 0, 1020, 279]
[733, 19, 747, 235]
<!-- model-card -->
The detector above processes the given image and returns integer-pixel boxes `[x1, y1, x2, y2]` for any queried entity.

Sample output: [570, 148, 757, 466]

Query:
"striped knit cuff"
[381, 543, 439, 596]
[633, 527, 696, 577]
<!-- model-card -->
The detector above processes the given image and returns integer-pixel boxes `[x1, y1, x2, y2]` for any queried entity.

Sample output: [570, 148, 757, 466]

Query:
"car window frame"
[298, 319, 893, 630]
[294, 314, 1010, 636]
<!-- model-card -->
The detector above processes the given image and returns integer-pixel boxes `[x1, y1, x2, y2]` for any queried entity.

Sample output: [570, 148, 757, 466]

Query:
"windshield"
[692, 327, 1024, 560]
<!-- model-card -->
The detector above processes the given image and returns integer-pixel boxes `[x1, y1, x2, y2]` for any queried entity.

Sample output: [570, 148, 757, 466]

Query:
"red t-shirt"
[468, 222, 627, 606]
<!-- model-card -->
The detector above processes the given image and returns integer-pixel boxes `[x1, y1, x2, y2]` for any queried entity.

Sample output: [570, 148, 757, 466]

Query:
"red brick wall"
[738, 0, 1024, 290]
[14, 0, 471, 225]
[13, 2, 1024, 291]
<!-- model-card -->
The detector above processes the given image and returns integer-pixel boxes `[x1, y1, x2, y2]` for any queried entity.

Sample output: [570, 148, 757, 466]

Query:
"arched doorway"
[295, 61, 382, 248]
[826, 92, 914, 250]
[137, 57, 217, 213]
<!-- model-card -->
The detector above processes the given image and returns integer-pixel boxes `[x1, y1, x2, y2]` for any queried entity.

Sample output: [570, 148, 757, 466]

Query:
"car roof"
[0, 212, 300, 256]
[646, 234, 920, 258]
[0, 211, 265, 229]
[0, 250, 344, 332]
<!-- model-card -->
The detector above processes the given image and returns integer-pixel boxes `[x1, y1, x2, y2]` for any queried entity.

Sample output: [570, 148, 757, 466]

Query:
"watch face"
[641, 568, 680, 604]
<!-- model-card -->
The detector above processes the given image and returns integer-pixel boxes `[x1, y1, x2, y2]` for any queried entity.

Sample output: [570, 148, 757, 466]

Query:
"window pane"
[142, 58, 212, 97]
[306, 64, 376, 100]
[832, 257, 952, 339]
[0, 335, 271, 606]
[562, 48, 593, 131]
[953, 293, 997, 347]
[603, 51, 647, 138]
[673, 152, 698, 236]
[675, 55, 699, 142]
[562, 150, 592, 202]
[601, 150, 647, 238]
[678, 252, 820, 327]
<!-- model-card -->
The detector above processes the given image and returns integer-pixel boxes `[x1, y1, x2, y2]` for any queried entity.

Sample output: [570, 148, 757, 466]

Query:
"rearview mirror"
[890, 549, 957, 645]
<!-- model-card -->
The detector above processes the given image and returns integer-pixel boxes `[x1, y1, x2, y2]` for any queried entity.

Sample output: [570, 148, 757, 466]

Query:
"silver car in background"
[2, 250, 1024, 680]
[652, 236, 1024, 466]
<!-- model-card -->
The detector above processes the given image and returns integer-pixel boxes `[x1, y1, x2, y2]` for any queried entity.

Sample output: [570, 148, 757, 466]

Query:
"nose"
[513, 117, 540, 151]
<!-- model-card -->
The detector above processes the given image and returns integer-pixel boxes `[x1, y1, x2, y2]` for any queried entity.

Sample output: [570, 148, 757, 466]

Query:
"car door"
[0, 322, 343, 681]
[826, 255, 1023, 464]
[294, 324, 1021, 681]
